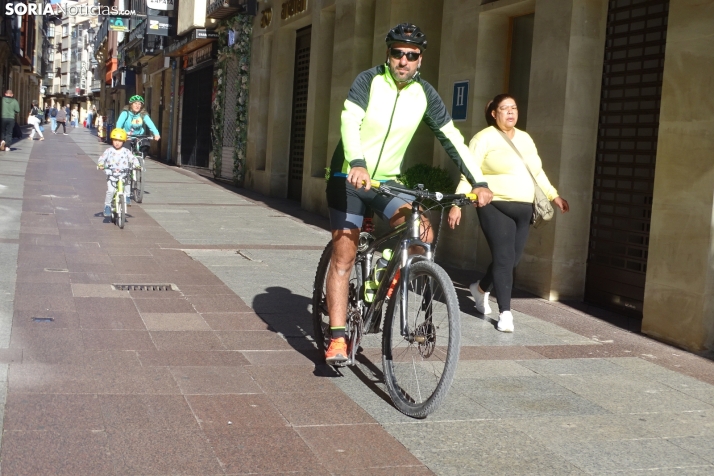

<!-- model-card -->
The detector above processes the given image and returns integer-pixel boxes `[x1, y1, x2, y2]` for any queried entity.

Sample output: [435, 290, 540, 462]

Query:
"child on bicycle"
[98, 128, 140, 217]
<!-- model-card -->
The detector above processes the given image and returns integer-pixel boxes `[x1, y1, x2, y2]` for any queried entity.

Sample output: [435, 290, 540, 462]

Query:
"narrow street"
[0, 128, 713, 475]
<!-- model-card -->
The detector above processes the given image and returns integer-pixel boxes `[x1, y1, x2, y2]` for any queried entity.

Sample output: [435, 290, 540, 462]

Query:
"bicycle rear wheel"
[312, 241, 363, 355]
[133, 154, 144, 203]
[382, 260, 460, 418]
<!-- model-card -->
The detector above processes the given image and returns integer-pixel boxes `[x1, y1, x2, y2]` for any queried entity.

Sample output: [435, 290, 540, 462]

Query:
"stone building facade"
[243, 0, 714, 354]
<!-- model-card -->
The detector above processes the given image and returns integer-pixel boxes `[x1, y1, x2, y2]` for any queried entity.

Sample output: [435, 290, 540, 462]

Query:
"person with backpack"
[115, 95, 160, 154]
[27, 100, 45, 141]
[49, 104, 58, 132]
[0, 90, 20, 151]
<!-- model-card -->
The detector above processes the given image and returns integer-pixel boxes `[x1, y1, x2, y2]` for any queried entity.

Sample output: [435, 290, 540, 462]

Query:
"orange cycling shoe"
[325, 337, 348, 364]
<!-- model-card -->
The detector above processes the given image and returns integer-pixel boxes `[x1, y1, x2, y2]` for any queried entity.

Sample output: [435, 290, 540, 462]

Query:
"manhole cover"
[32, 317, 55, 323]
[112, 284, 177, 291]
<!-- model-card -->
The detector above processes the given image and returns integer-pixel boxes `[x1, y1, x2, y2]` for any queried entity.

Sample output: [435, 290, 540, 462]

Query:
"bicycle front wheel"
[133, 155, 144, 203]
[382, 260, 460, 418]
[116, 195, 124, 229]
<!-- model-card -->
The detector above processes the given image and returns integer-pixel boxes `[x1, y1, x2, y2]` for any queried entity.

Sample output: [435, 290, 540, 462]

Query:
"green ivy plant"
[212, 15, 252, 184]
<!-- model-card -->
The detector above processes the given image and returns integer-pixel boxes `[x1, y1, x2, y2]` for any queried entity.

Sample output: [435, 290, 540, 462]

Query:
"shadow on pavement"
[250, 285, 395, 405]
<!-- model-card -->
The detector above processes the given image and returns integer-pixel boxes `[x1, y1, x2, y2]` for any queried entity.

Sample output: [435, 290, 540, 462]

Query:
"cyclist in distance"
[323, 23, 494, 364]
[116, 95, 161, 148]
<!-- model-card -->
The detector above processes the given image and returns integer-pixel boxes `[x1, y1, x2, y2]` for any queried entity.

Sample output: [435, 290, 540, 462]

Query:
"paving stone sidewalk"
[0, 127, 713, 475]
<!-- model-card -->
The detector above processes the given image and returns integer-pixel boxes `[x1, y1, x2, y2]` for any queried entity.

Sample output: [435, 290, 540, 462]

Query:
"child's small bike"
[98, 167, 132, 229]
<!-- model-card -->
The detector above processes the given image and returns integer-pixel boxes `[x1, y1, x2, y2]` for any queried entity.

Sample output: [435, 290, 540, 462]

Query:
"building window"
[48, 24, 55, 37]
[48, 50, 54, 62]
[62, 24, 68, 37]
[61, 50, 68, 62]
[507, 13, 535, 130]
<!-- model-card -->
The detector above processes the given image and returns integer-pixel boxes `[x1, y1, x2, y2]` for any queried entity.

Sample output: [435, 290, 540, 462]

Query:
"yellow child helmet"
[110, 128, 127, 141]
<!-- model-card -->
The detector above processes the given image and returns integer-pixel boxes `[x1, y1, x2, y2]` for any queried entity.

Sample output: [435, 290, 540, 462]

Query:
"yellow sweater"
[456, 126, 558, 202]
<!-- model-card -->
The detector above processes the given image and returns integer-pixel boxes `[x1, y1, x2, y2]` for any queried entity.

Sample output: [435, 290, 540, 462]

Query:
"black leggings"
[55, 120, 66, 133]
[477, 201, 532, 312]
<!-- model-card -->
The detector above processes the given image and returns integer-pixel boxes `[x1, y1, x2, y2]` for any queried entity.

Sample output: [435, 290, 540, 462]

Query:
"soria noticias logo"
[4, 3, 136, 17]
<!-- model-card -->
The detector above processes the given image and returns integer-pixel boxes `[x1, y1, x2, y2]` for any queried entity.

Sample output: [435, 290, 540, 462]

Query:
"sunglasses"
[389, 48, 421, 62]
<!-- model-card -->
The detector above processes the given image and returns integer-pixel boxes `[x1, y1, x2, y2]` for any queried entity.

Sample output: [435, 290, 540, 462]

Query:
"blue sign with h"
[452, 80, 469, 122]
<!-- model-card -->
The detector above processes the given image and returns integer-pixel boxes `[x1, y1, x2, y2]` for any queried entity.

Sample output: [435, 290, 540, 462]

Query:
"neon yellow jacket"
[330, 64, 487, 188]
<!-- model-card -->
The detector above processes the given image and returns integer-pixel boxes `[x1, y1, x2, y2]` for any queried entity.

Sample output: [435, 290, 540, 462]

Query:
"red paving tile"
[204, 426, 326, 474]
[106, 429, 224, 475]
[296, 424, 423, 471]
[1, 430, 114, 476]
[186, 394, 289, 429]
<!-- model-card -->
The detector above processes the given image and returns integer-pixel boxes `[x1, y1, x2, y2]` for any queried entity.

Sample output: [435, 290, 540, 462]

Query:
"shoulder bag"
[496, 129, 554, 228]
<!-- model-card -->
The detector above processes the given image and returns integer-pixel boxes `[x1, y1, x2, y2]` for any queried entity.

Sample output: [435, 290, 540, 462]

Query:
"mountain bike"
[126, 135, 151, 203]
[312, 180, 476, 418]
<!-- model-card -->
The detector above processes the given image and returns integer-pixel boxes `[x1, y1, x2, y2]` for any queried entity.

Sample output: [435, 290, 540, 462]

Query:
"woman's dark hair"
[484, 93, 516, 128]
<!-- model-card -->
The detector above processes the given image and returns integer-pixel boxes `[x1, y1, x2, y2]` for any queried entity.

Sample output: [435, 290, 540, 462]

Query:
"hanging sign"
[108, 17, 130, 32]
[147, 0, 175, 11]
[148, 15, 170, 36]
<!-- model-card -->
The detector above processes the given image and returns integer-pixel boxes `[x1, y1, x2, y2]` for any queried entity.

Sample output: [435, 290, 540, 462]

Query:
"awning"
[165, 29, 218, 57]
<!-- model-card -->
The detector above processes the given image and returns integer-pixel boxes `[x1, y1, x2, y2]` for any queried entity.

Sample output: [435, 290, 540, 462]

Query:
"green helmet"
[129, 95, 144, 104]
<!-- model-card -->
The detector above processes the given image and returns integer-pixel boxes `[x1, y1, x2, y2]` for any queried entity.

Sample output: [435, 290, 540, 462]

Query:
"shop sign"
[281, 0, 306, 20]
[147, 0, 175, 11]
[148, 15, 170, 36]
[260, 8, 272, 28]
[108, 17, 130, 32]
[166, 29, 218, 56]
[451, 80, 469, 122]
[183, 44, 213, 70]
[129, 18, 146, 42]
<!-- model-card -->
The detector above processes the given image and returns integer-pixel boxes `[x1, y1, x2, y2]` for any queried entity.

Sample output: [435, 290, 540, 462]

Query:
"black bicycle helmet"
[385, 23, 427, 51]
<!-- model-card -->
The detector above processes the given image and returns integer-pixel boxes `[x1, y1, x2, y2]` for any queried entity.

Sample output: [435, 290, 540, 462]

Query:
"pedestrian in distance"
[70, 106, 78, 128]
[49, 104, 58, 132]
[87, 105, 96, 129]
[0, 89, 20, 151]
[448, 94, 569, 333]
[97, 128, 140, 217]
[54, 105, 68, 135]
[27, 100, 45, 141]
[96, 113, 105, 142]
[44, 104, 50, 123]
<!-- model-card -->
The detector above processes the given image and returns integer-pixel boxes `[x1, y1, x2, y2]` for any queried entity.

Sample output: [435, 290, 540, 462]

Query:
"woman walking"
[27, 100, 45, 141]
[448, 94, 569, 332]
[54, 105, 68, 135]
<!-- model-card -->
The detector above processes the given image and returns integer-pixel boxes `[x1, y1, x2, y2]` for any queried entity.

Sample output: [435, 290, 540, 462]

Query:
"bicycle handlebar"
[364, 180, 477, 205]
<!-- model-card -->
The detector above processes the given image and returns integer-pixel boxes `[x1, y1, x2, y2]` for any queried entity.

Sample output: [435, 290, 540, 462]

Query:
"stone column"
[515, 0, 607, 300]
[642, 0, 714, 353]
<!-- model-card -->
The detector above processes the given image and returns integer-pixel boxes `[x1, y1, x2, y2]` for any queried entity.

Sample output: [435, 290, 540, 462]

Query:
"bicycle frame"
[359, 198, 437, 338]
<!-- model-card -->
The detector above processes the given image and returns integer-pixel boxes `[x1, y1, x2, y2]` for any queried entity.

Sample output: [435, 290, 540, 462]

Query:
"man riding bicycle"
[324, 23, 494, 364]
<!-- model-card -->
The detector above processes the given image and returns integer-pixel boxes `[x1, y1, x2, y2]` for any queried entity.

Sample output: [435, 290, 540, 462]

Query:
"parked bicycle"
[125, 134, 151, 203]
[312, 180, 476, 418]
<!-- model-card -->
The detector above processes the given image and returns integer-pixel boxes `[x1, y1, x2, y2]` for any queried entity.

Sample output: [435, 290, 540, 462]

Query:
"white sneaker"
[469, 281, 491, 314]
[497, 311, 514, 333]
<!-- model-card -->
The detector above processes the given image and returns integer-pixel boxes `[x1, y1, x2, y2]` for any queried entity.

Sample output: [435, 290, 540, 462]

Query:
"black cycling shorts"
[326, 175, 414, 230]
